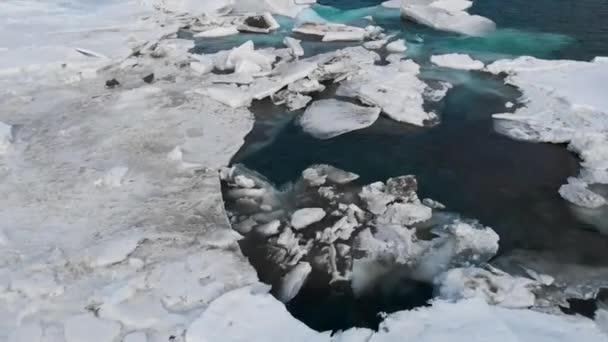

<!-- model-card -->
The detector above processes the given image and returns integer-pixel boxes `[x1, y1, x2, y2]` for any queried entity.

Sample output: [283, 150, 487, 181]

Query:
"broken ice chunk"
[277, 262, 312, 302]
[386, 39, 407, 53]
[238, 13, 281, 34]
[431, 53, 485, 70]
[299, 99, 381, 139]
[284, 37, 305, 57]
[193, 26, 239, 38]
[291, 208, 326, 229]
[255, 220, 282, 237]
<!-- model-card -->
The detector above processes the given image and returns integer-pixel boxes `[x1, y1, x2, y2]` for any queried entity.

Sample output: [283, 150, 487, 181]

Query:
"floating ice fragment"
[277, 262, 312, 302]
[386, 39, 407, 53]
[291, 208, 326, 229]
[401, 3, 496, 37]
[336, 60, 437, 126]
[238, 13, 280, 34]
[299, 99, 381, 139]
[283, 37, 305, 57]
[431, 53, 485, 70]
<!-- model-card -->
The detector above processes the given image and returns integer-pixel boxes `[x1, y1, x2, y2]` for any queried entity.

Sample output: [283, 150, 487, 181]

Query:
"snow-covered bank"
[488, 56, 608, 234]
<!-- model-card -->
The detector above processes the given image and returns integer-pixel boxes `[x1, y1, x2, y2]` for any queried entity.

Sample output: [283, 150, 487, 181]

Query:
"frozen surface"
[299, 99, 381, 139]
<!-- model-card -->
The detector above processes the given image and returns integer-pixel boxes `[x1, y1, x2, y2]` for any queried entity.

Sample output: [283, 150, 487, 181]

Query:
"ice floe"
[299, 99, 381, 139]
[337, 59, 438, 126]
[431, 53, 485, 70]
[487, 56, 608, 219]
[400, 0, 496, 37]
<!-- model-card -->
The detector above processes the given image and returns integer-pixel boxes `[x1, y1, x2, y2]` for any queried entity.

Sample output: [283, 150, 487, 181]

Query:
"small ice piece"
[291, 208, 326, 229]
[303, 164, 360, 185]
[288, 78, 325, 94]
[277, 262, 312, 302]
[431, 53, 485, 70]
[193, 26, 239, 38]
[299, 99, 381, 139]
[559, 182, 607, 209]
[0, 121, 14, 155]
[505, 101, 514, 108]
[226, 188, 267, 199]
[64, 314, 121, 342]
[435, 267, 538, 308]
[286, 93, 313, 111]
[422, 198, 446, 209]
[363, 39, 388, 50]
[323, 31, 366, 42]
[123, 331, 147, 342]
[190, 60, 213, 75]
[234, 175, 256, 188]
[88, 235, 142, 268]
[283, 37, 305, 57]
[254, 220, 282, 237]
[386, 39, 407, 53]
[238, 13, 281, 34]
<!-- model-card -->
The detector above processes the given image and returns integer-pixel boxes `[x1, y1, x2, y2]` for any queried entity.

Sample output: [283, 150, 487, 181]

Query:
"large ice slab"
[401, 1, 496, 37]
[337, 60, 437, 126]
[299, 99, 381, 139]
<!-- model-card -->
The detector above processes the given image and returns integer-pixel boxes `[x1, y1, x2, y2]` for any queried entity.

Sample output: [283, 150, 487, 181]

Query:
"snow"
[488, 56, 608, 211]
[401, 1, 496, 37]
[431, 53, 485, 70]
[291, 208, 327, 229]
[337, 60, 437, 126]
[185, 285, 327, 342]
[294, 23, 368, 41]
[370, 297, 608, 342]
[64, 314, 122, 342]
[299, 99, 381, 139]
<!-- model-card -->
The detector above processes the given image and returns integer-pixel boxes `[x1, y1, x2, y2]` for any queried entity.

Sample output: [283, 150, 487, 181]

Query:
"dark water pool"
[218, 0, 608, 331]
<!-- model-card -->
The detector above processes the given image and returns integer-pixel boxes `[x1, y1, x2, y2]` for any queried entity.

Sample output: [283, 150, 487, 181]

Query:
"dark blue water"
[218, 0, 608, 331]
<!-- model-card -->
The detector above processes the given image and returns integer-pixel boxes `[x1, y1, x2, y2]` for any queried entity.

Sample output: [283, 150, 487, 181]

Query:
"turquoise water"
[210, 0, 608, 331]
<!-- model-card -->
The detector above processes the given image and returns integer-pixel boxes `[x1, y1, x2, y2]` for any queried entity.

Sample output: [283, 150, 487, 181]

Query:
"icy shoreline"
[1, 1, 607, 341]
